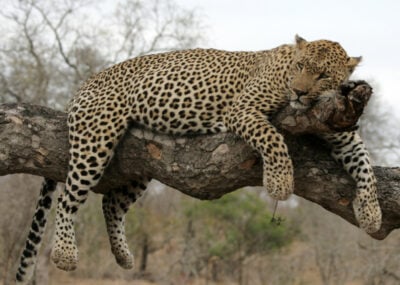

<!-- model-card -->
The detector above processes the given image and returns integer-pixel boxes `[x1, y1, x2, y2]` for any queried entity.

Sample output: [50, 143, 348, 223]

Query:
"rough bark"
[0, 81, 398, 240]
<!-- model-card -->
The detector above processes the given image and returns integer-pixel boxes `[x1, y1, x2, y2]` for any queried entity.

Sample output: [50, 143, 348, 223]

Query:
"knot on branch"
[329, 80, 372, 131]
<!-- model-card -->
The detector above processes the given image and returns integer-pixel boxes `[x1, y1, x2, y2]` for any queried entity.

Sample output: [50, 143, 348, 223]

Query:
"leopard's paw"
[263, 166, 294, 200]
[353, 192, 382, 234]
[51, 242, 79, 271]
[113, 249, 134, 269]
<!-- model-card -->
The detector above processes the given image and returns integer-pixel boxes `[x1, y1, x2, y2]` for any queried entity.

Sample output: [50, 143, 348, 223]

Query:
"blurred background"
[0, 0, 399, 284]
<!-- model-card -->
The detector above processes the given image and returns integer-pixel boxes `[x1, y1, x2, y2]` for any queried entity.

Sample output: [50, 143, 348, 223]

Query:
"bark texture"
[0, 81, 398, 240]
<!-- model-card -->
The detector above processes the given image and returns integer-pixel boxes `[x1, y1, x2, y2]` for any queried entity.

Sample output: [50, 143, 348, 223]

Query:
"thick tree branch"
[0, 82, 398, 240]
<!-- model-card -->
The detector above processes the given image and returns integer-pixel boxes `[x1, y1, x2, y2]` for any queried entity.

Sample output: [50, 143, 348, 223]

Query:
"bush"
[184, 190, 297, 283]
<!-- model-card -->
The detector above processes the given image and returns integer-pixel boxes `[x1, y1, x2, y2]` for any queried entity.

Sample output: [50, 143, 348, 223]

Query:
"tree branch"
[0, 82, 398, 240]
[31, 2, 83, 81]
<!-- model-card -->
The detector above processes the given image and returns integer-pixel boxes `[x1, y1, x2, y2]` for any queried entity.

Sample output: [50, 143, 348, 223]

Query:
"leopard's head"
[289, 35, 361, 110]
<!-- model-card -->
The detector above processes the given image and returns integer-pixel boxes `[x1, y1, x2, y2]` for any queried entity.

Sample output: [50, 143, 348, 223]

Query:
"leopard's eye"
[317, 73, 329, 80]
[296, 63, 304, 70]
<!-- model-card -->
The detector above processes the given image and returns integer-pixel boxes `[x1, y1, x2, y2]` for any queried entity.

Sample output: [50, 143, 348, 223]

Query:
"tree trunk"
[0, 82, 399, 240]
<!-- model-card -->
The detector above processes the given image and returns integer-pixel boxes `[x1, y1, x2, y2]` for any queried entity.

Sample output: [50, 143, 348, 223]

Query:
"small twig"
[270, 200, 283, 226]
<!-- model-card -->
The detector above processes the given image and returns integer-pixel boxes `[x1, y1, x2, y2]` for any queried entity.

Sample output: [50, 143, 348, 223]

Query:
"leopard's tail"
[16, 178, 57, 285]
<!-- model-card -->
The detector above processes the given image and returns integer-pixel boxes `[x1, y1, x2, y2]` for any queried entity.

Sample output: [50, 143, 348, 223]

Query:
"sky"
[175, 0, 400, 117]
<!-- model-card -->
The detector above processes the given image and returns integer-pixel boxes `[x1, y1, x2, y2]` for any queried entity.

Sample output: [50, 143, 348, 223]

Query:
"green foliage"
[185, 190, 294, 260]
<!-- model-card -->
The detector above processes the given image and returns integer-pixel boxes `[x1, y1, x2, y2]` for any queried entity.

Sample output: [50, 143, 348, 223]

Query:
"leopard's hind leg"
[51, 101, 131, 271]
[102, 178, 149, 269]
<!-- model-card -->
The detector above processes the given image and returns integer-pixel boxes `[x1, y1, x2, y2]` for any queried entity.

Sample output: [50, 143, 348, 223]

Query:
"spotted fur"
[16, 178, 57, 284]
[16, 36, 381, 283]
[102, 178, 149, 269]
[320, 131, 381, 232]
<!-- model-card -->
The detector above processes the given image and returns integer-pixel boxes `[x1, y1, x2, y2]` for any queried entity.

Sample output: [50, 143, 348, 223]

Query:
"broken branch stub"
[275, 80, 372, 134]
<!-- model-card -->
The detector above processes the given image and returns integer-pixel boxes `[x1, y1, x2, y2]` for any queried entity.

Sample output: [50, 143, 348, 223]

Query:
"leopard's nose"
[293, 88, 308, 97]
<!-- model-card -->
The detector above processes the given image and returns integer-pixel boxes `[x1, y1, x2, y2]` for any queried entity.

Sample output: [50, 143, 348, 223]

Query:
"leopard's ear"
[347, 56, 362, 72]
[295, 35, 307, 49]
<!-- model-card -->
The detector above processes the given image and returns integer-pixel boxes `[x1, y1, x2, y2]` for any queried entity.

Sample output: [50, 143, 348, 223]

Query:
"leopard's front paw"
[353, 192, 382, 234]
[263, 166, 294, 200]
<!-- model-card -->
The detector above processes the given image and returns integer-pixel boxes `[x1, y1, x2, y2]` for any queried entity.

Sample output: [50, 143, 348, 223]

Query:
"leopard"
[16, 35, 382, 284]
